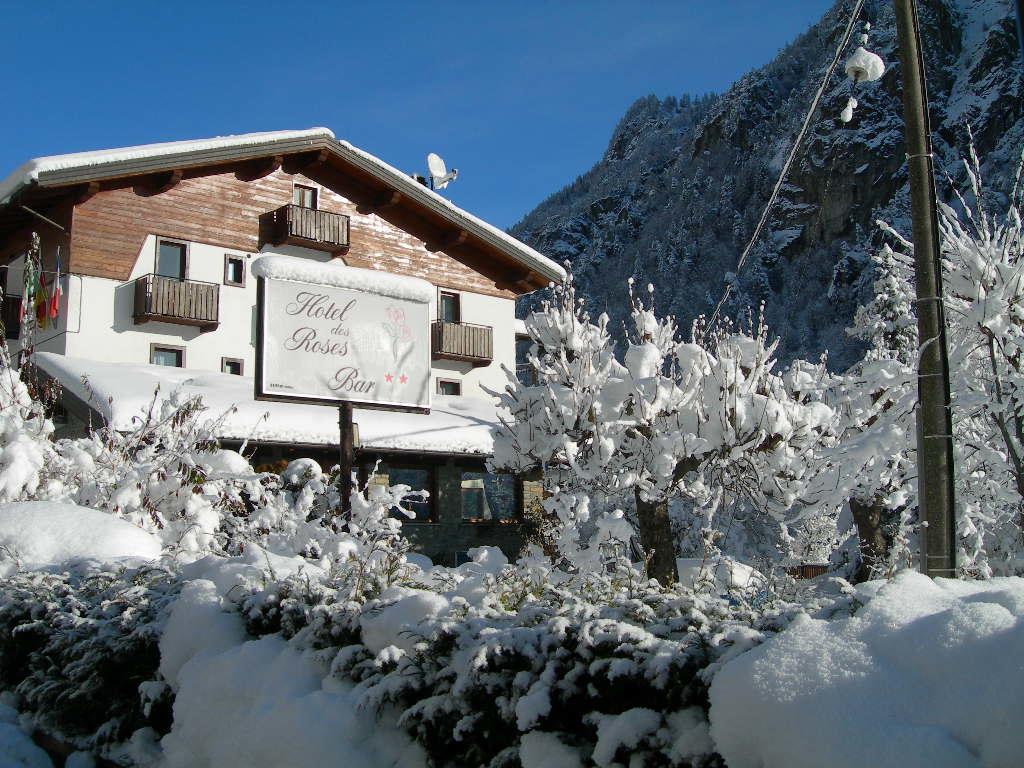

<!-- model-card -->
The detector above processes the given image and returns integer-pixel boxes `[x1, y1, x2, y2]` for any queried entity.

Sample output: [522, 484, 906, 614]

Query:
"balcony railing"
[261, 204, 350, 253]
[133, 274, 219, 331]
[431, 321, 493, 367]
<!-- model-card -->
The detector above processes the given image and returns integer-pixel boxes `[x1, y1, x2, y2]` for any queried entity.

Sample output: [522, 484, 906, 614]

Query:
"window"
[292, 184, 318, 209]
[224, 255, 245, 287]
[437, 379, 461, 396]
[362, 460, 434, 522]
[515, 335, 536, 385]
[461, 470, 516, 521]
[438, 291, 460, 323]
[156, 239, 187, 280]
[221, 357, 244, 376]
[150, 344, 184, 367]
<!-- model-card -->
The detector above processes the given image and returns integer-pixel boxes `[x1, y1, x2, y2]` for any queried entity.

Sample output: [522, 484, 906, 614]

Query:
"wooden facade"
[53, 159, 534, 299]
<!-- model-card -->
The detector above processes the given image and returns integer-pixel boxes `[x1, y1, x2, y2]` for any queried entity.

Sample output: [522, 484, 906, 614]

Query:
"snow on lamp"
[841, 23, 886, 123]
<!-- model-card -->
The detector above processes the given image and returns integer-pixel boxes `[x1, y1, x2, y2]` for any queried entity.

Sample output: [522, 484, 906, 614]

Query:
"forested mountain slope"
[512, 0, 1024, 369]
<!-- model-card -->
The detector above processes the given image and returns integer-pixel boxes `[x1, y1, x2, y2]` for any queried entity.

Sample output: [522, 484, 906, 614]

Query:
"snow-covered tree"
[490, 269, 635, 572]
[494, 269, 838, 584]
[937, 146, 1024, 574]
[831, 144, 1024, 577]
[805, 241, 920, 581]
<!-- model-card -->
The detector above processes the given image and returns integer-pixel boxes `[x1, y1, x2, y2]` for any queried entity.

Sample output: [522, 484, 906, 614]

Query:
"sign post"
[338, 401, 354, 517]
[253, 255, 434, 517]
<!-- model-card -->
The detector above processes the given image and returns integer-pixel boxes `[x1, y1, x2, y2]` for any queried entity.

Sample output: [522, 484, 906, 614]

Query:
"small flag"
[49, 250, 61, 321]
[35, 268, 49, 331]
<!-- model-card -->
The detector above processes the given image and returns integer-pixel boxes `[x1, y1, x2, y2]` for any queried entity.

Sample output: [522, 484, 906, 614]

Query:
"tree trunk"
[850, 497, 889, 583]
[635, 488, 677, 586]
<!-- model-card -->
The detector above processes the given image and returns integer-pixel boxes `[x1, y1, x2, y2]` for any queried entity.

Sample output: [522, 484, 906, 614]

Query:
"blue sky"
[0, 1, 831, 228]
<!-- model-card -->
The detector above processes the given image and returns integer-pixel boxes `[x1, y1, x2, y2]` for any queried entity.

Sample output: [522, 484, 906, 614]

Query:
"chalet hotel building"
[0, 129, 563, 564]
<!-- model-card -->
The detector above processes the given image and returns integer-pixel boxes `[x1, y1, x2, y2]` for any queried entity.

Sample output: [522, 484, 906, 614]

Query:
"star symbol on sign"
[399, 374, 408, 384]
[384, 373, 393, 383]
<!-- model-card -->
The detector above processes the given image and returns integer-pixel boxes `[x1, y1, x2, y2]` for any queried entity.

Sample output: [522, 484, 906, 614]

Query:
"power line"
[704, 0, 866, 334]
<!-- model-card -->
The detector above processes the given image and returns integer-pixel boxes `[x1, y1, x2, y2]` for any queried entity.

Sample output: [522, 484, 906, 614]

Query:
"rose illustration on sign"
[381, 306, 412, 362]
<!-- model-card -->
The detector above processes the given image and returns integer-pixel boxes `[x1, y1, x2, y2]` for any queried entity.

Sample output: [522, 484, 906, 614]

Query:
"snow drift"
[0, 502, 161, 574]
[710, 570, 1024, 768]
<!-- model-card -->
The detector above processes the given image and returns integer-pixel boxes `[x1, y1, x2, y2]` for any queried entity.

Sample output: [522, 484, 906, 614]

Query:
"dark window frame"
[150, 343, 185, 368]
[154, 237, 189, 280]
[223, 254, 245, 287]
[436, 378, 461, 396]
[292, 184, 318, 210]
[221, 357, 244, 375]
[438, 290, 461, 323]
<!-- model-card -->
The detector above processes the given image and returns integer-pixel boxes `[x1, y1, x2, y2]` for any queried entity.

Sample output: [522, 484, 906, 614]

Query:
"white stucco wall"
[53, 235, 517, 400]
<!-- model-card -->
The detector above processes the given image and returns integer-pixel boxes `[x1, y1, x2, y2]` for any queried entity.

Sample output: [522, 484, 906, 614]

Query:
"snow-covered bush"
[239, 554, 818, 768]
[44, 388, 270, 556]
[0, 563, 180, 751]
[0, 353, 54, 503]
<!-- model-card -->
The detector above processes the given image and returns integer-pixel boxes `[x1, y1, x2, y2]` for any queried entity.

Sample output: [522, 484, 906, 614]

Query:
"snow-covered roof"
[0, 128, 333, 205]
[252, 255, 434, 303]
[36, 353, 499, 455]
[333, 139, 565, 285]
[0, 128, 565, 285]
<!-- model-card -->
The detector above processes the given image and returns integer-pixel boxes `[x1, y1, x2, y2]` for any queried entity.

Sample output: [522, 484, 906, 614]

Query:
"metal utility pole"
[893, 0, 957, 577]
[1016, 0, 1024, 60]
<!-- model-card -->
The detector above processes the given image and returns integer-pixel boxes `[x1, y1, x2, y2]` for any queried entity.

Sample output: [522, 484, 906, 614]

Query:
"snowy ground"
[1, 498, 1021, 768]
[711, 571, 1024, 768]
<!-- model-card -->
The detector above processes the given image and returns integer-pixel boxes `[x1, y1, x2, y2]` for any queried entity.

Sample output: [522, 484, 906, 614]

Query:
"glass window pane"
[157, 241, 186, 279]
[225, 258, 243, 285]
[439, 293, 459, 323]
[461, 470, 516, 520]
[293, 185, 317, 209]
[385, 466, 432, 521]
[438, 380, 460, 396]
[152, 347, 182, 367]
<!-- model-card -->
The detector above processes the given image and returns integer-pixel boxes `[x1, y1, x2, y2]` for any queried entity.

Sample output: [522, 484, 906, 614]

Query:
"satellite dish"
[426, 152, 458, 191]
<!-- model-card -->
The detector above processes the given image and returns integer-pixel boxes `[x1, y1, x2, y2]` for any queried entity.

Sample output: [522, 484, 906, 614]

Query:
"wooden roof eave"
[7, 135, 563, 288]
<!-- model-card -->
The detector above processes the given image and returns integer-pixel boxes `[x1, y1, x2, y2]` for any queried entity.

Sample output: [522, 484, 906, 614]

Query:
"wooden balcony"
[261, 204, 350, 253]
[431, 321, 493, 367]
[133, 274, 219, 331]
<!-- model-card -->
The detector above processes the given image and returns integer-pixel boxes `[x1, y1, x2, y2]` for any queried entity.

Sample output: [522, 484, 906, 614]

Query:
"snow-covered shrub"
[0, 353, 54, 503]
[45, 388, 269, 556]
[491, 269, 635, 574]
[238, 551, 835, 768]
[0, 563, 181, 750]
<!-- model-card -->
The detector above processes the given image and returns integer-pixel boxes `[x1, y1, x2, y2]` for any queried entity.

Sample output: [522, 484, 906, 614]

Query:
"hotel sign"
[255, 271, 431, 412]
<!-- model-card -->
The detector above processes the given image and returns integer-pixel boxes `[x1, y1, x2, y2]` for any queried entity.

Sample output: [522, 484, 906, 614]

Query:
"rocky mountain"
[512, 0, 1024, 370]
